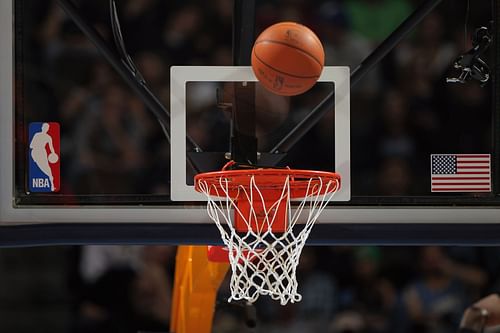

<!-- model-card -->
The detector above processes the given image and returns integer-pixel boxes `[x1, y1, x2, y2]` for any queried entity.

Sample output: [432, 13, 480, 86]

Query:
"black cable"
[107, 0, 202, 153]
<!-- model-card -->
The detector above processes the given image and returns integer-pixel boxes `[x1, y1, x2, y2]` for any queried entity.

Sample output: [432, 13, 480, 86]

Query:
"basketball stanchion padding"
[195, 165, 340, 305]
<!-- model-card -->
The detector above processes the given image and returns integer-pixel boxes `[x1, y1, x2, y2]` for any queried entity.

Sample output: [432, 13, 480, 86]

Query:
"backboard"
[1, 0, 500, 246]
[170, 66, 350, 202]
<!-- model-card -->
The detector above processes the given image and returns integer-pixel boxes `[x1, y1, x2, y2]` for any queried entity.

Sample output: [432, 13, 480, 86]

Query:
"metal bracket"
[447, 26, 492, 86]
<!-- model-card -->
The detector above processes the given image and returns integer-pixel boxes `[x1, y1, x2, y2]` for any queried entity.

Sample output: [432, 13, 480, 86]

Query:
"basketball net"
[196, 167, 340, 305]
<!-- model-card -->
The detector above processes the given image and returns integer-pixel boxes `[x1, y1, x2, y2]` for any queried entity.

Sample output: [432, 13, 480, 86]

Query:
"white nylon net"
[197, 172, 339, 305]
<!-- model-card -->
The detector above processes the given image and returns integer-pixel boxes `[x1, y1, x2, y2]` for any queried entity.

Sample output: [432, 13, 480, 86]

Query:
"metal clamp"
[447, 27, 491, 86]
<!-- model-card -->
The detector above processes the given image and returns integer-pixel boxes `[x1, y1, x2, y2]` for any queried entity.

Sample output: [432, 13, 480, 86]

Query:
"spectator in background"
[329, 311, 367, 333]
[377, 90, 416, 160]
[345, 0, 412, 44]
[120, 0, 166, 54]
[259, 248, 338, 333]
[433, 72, 491, 153]
[459, 294, 500, 333]
[162, 5, 205, 64]
[326, 247, 357, 289]
[39, 6, 101, 98]
[377, 157, 413, 195]
[403, 247, 487, 333]
[396, 13, 453, 155]
[79, 246, 143, 284]
[339, 247, 398, 333]
[445, 247, 491, 302]
[71, 84, 149, 193]
[292, 248, 338, 332]
[396, 12, 457, 83]
[135, 51, 169, 94]
[73, 245, 174, 333]
[317, 1, 381, 96]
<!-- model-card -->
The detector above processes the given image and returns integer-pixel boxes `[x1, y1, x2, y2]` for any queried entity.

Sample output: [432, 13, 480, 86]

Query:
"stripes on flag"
[431, 154, 491, 192]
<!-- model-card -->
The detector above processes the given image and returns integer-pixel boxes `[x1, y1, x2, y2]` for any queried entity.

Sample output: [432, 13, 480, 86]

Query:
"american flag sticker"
[431, 154, 491, 192]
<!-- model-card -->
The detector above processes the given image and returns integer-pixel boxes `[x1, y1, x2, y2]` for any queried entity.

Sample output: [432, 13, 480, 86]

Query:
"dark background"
[5, 0, 500, 332]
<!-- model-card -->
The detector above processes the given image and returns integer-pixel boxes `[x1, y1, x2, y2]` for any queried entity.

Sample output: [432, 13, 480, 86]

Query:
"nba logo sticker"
[28, 122, 60, 193]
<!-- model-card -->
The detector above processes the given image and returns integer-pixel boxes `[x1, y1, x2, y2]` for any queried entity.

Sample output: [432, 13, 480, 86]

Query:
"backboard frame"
[1, 0, 500, 246]
[170, 66, 351, 202]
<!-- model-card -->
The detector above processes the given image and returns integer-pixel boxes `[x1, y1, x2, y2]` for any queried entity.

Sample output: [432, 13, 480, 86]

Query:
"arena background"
[3, 0, 498, 332]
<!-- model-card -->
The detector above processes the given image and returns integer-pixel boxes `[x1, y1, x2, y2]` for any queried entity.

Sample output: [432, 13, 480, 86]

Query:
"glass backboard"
[1, 0, 499, 245]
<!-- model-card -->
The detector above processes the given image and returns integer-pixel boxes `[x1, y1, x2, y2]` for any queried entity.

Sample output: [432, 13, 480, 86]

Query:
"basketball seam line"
[268, 22, 323, 49]
[255, 40, 323, 67]
[253, 49, 321, 79]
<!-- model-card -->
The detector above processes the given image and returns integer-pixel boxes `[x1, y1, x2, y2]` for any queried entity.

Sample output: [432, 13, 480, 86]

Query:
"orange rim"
[194, 168, 341, 199]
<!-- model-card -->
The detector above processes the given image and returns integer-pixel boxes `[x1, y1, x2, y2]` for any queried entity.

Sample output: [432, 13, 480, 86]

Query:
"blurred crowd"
[14, 0, 497, 333]
[67, 245, 500, 333]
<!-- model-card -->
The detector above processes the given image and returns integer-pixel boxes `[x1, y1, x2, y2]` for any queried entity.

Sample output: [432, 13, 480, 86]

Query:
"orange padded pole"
[170, 245, 230, 333]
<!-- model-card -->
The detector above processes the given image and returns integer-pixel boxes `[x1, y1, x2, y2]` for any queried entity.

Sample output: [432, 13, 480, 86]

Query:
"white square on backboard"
[170, 66, 350, 201]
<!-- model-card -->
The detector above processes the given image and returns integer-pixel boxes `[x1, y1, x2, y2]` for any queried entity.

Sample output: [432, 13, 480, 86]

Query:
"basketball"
[48, 153, 59, 164]
[251, 22, 324, 96]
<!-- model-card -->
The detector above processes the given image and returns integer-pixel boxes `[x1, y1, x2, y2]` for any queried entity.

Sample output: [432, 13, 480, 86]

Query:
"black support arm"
[56, 0, 202, 172]
[269, 0, 444, 154]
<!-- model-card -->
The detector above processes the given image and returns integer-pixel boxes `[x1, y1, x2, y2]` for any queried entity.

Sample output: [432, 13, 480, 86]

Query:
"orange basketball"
[251, 22, 324, 96]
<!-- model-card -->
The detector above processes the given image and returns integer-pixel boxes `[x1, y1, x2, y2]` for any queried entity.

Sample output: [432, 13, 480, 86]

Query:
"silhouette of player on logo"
[29, 123, 58, 191]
